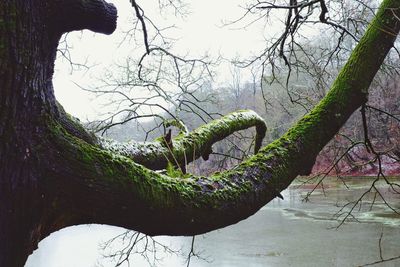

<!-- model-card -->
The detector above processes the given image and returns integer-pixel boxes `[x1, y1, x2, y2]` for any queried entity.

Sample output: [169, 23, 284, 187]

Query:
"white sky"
[53, 0, 276, 121]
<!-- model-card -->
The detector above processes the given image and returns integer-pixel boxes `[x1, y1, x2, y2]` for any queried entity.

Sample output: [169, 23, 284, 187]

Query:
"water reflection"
[26, 177, 400, 267]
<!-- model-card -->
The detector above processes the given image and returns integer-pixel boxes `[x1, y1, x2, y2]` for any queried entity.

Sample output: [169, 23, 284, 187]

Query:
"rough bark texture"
[0, 0, 399, 266]
[0, 1, 117, 266]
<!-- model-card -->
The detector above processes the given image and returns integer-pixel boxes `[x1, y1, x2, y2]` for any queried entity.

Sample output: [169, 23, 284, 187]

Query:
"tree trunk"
[0, 1, 117, 266]
[0, 0, 399, 266]
[0, 1, 57, 264]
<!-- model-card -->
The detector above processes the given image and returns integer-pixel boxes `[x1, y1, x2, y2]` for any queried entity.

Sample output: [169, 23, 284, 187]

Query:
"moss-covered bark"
[1, 0, 400, 266]
[39, 0, 400, 236]
[98, 109, 267, 170]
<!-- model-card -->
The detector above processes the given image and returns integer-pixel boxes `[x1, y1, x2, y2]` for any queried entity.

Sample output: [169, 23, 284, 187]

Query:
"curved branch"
[97, 110, 267, 170]
[39, 0, 400, 238]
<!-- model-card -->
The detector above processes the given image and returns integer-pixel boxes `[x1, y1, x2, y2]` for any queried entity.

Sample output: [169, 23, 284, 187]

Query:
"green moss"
[165, 162, 190, 178]
[48, 115, 284, 210]
[45, 0, 400, 212]
[30, 0, 400, 234]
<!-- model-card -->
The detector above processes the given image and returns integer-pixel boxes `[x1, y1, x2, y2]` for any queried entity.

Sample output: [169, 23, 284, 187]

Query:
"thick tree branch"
[39, 0, 400, 237]
[97, 110, 267, 170]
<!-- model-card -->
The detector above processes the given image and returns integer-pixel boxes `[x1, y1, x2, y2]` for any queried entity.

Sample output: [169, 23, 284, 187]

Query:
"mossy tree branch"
[98, 110, 267, 171]
[40, 0, 400, 236]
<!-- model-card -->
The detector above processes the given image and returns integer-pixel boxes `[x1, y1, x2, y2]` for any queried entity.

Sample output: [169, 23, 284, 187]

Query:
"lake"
[26, 177, 400, 267]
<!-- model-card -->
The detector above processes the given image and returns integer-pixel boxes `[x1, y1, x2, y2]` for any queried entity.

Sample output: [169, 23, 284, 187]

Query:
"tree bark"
[98, 109, 267, 170]
[0, 0, 117, 266]
[0, 0, 399, 266]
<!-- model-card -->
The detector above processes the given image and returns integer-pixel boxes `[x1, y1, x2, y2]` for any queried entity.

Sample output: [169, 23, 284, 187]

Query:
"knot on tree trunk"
[48, 0, 117, 35]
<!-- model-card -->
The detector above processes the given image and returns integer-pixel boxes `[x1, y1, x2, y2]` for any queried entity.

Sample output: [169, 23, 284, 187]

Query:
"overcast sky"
[53, 0, 274, 121]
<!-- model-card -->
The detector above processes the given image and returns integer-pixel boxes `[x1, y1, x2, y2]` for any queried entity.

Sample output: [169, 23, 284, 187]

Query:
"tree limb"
[38, 0, 400, 237]
[97, 110, 267, 170]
